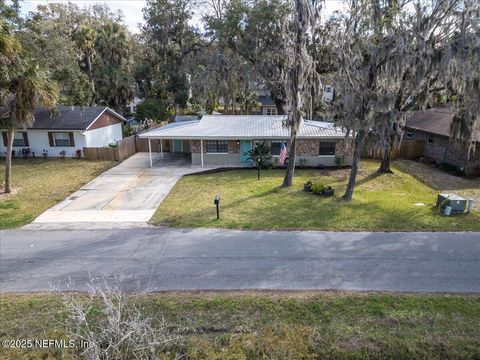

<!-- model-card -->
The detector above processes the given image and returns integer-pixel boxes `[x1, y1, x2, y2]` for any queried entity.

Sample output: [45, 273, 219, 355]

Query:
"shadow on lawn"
[159, 186, 480, 231]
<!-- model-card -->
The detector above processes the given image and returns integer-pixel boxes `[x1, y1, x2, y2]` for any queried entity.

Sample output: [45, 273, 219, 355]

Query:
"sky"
[20, 0, 344, 34]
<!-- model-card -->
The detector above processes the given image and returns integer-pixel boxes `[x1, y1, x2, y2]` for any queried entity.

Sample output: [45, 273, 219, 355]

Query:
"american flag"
[279, 143, 287, 166]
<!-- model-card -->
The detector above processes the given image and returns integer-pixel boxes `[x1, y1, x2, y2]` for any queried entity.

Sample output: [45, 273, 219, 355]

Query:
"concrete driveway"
[33, 153, 212, 224]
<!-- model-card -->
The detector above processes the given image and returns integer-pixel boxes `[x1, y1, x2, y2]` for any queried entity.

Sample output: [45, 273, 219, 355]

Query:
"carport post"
[160, 139, 163, 160]
[148, 138, 152, 168]
[200, 139, 204, 167]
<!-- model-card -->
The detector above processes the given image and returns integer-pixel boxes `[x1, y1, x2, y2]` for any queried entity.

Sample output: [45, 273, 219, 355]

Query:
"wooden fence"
[135, 137, 170, 153]
[362, 140, 424, 160]
[83, 135, 171, 161]
[83, 135, 137, 161]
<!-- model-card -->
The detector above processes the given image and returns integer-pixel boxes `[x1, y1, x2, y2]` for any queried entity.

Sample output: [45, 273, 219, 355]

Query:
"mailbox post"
[214, 194, 220, 220]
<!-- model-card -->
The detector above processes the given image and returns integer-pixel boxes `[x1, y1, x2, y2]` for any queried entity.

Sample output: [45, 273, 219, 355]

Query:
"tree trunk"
[271, 92, 286, 115]
[4, 128, 15, 194]
[257, 166, 260, 180]
[342, 131, 365, 201]
[282, 124, 298, 186]
[378, 134, 394, 173]
[87, 56, 95, 97]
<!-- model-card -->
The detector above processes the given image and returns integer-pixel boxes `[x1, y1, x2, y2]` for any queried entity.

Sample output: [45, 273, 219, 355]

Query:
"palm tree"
[73, 25, 97, 97]
[94, 22, 132, 111]
[0, 18, 20, 97]
[246, 142, 272, 180]
[3, 60, 59, 193]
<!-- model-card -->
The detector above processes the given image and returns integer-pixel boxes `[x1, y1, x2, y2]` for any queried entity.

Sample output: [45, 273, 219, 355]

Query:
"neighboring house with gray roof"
[404, 105, 480, 175]
[1, 106, 125, 158]
[139, 115, 352, 167]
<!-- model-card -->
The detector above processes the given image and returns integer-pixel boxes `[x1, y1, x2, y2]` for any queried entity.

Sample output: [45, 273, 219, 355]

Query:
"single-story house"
[139, 115, 353, 167]
[1, 106, 125, 158]
[404, 105, 480, 175]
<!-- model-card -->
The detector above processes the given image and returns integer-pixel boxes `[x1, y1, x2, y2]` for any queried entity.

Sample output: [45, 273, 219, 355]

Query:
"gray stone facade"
[190, 138, 353, 167]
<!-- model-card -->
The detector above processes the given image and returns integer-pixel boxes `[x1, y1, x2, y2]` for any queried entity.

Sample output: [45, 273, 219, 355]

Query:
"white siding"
[0, 130, 86, 158]
[84, 123, 123, 147]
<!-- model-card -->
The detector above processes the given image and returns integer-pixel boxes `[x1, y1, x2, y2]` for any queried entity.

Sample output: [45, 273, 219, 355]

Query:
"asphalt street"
[1, 228, 479, 293]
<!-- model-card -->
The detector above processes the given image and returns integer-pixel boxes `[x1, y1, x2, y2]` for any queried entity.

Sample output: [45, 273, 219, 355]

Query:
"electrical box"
[436, 193, 467, 214]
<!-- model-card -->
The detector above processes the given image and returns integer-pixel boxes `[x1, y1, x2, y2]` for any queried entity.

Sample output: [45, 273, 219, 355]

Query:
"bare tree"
[61, 279, 183, 360]
[448, 0, 480, 158]
[329, 0, 459, 200]
[282, 0, 322, 186]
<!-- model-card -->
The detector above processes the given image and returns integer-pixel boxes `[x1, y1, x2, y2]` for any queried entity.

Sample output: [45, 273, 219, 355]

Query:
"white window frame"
[53, 132, 72, 147]
[205, 140, 229, 154]
[319, 141, 336, 156]
[266, 107, 277, 115]
[12, 132, 26, 147]
[270, 140, 288, 156]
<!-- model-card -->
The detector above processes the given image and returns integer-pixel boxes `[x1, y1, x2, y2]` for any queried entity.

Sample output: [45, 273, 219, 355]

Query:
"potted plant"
[304, 181, 313, 192]
[59, 150, 66, 159]
[21, 147, 30, 159]
[75, 149, 82, 159]
[323, 186, 335, 197]
[42, 149, 48, 158]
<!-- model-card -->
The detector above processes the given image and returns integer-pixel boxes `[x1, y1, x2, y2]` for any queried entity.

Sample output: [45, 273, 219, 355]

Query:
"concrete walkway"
[1, 228, 479, 293]
[32, 153, 215, 224]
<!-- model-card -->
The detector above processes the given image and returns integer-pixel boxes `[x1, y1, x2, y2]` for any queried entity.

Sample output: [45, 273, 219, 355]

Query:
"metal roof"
[139, 115, 347, 140]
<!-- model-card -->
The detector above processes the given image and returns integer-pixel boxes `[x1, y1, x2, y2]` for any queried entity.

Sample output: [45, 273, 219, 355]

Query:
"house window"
[405, 131, 414, 139]
[427, 135, 434, 144]
[13, 132, 27, 147]
[206, 140, 228, 153]
[266, 107, 277, 115]
[319, 141, 336, 156]
[271, 141, 287, 156]
[53, 132, 73, 147]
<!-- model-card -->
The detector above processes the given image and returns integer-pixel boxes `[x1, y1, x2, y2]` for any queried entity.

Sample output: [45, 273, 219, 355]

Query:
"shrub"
[311, 183, 325, 195]
[438, 162, 465, 176]
[335, 155, 345, 167]
[59, 150, 66, 158]
[75, 149, 82, 159]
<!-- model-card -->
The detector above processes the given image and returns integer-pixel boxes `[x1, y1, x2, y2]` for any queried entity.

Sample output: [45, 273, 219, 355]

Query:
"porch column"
[200, 139, 204, 167]
[148, 138, 152, 168]
[160, 139, 163, 160]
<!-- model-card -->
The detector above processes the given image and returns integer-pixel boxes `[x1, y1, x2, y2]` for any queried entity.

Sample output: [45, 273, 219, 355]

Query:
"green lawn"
[1, 292, 479, 359]
[151, 160, 480, 231]
[0, 158, 114, 228]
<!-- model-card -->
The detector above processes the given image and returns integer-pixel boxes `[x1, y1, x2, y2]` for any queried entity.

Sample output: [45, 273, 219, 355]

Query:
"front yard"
[0, 158, 114, 228]
[151, 160, 480, 231]
[1, 292, 479, 359]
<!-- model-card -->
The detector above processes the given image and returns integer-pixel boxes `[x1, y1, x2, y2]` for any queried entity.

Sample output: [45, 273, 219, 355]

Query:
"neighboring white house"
[1, 106, 125, 158]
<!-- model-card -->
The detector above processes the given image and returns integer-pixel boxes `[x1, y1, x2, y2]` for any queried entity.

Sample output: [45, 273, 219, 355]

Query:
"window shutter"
[22, 132, 29, 147]
[48, 132, 54, 147]
[68, 132, 75, 147]
[2, 132, 7, 146]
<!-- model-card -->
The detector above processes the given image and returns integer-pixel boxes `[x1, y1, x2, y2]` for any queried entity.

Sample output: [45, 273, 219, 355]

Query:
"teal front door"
[240, 140, 252, 162]
[173, 140, 182, 153]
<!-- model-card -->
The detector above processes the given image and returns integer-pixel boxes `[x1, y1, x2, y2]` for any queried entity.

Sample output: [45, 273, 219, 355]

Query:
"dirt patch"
[395, 160, 480, 209]
[0, 187, 21, 199]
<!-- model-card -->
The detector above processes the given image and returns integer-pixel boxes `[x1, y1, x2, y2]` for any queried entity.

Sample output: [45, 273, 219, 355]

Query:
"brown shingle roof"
[0, 106, 125, 130]
[406, 105, 480, 141]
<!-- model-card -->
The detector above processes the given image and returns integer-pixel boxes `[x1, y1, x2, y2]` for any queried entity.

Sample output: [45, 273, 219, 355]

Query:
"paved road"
[33, 153, 217, 224]
[1, 228, 479, 293]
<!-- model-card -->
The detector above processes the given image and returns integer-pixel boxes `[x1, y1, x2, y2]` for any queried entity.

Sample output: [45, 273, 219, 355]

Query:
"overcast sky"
[20, 0, 344, 34]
